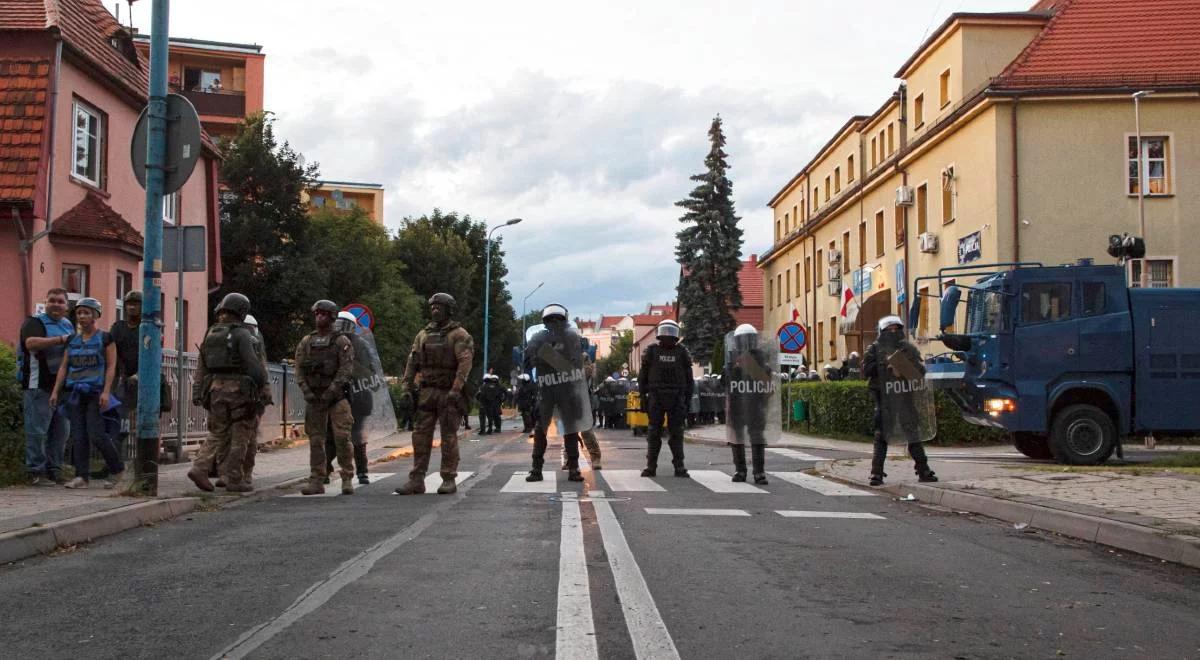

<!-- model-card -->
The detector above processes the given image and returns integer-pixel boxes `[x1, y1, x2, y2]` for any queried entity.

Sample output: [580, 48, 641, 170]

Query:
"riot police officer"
[516, 373, 537, 433]
[724, 324, 779, 484]
[524, 304, 591, 483]
[187, 293, 267, 493]
[296, 300, 356, 496]
[395, 293, 474, 495]
[638, 320, 692, 477]
[323, 311, 373, 484]
[863, 315, 938, 486]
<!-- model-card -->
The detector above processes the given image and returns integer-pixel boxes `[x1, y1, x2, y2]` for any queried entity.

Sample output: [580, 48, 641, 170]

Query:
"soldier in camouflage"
[395, 293, 474, 496]
[296, 300, 357, 496]
[187, 293, 267, 493]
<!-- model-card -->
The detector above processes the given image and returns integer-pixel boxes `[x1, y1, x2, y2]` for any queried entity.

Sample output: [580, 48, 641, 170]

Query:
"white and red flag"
[838, 285, 860, 334]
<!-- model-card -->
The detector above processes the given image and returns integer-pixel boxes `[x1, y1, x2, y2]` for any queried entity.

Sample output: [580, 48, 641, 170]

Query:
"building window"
[1021, 283, 1072, 324]
[1128, 136, 1171, 195]
[871, 137, 878, 168]
[939, 69, 951, 108]
[311, 195, 326, 208]
[767, 278, 773, 310]
[858, 222, 866, 267]
[914, 93, 925, 128]
[816, 321, 824, 362]
[62, 264, 89, 298]
[834, 167, 841, 194]
[184, 68, 222, 93]
[805, 256, 812, 292]
[829, 316, 838, 360]
[776, 274, 782, 307]
[115, 270, 132, 321]
[941, 169, 955, 224]
[786, 268, 792, 300]
[887, 122, 895, 154]
[162, 191, 179, 226]
[792, 204, 798, 227]
[775, 218, 782, 242]
[842, 231, 851, 274]
[894, 206, 906, 247]
[875, 210, 885, 257]
[916, 183, 928, 234]
[812, 186, 819, 211]
[879, 130, 886, 158]
[816, 250, 824, 286]
[72, 100, 103, 186]
[847, 155, 855, 182]
[1129, 259, 1175, 288]
[824, 176, 831, 202]
[796, 262, 803, 294]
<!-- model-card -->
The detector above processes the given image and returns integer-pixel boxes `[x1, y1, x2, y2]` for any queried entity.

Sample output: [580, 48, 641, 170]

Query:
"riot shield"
[344, 326, 398, 443]
[723, 330, 781, 446]
[879, 347, 937, 444]
[528, 326, 593, 434]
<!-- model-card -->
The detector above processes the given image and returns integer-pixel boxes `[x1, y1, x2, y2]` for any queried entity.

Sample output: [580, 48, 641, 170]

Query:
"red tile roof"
[631, 313, 674, 326]
[737, 255, 763, 307]
[50, 191, 143, 251]
[998, 0, 1200, 89]
[0, 58, 50, 204]
[598, 315, 627, 329]
[732, 306, 764, 332]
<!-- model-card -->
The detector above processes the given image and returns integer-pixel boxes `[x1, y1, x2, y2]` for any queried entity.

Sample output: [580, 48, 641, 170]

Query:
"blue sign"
[342, 303, 374, 331]
[777, 322, 807, 354]
[896, 259, 907, 304]
[852, 267, 872, 296]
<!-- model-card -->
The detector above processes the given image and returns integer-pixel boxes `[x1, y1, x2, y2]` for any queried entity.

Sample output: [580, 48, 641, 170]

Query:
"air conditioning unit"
[827, 265, 843, 281]
[941, 165, 956, 186]
[919, 232, 939, 254]
[827, 280, 842, 296]
[827, 249, 842, 264]
[895, 185, 915, 207]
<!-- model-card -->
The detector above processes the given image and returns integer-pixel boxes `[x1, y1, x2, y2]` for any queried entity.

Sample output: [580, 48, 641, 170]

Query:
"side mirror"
[940, 285, 962, 333]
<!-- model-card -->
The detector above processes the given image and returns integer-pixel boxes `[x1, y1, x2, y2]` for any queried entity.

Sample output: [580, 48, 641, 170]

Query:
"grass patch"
[1014, 456, 1200, 476]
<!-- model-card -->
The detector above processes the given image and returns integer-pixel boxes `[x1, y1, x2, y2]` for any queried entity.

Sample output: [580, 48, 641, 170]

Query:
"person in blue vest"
[49, 297, 124, 489]
[18, 287, 75, 485]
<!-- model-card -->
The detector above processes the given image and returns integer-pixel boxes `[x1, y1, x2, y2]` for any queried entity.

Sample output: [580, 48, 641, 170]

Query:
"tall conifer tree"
[675, 115, 744, 360]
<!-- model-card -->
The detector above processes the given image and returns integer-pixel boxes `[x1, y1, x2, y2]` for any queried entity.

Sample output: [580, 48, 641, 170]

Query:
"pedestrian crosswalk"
[283, 471, 476, 498]
[495, 467, 877, 497]
[766, 448, 827, 462]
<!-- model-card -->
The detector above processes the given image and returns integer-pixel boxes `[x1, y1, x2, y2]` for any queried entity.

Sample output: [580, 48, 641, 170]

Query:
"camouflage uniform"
[296, 330, 356, 483]
[400, 320, 473, 487]
[241, 328, 271, 484]
[190, 322, 267, 490]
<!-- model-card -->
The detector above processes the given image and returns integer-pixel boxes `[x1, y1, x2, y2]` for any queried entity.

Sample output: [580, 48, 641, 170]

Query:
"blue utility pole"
[482, 218, 522, 375]
[135, 0, 170, 495]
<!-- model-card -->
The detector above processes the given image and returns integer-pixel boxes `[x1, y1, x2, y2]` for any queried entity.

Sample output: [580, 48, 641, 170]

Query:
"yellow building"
[302, 180, 385, 225]
[760, 0, 1200, 368]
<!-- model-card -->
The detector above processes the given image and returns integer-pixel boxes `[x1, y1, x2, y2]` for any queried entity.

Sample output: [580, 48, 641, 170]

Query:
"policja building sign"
[958, 231, 982, 264]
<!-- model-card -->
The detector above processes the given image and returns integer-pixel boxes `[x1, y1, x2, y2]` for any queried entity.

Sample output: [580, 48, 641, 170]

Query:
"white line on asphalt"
[644, 508, 751, 517]
[600, 470, 667, 492]
[775, 510, 885, 519]
[281, 473, 397, 498]
[766, 448, 826, 461]
[557, 491, 598, 660]
[501, 470, 558, 493]
[688, 470, 768, 494]
[422, 471, 475, 493]
[767, 471, 877, 497]
[590, 489, 681, 660]
[214, 462, 494, 660]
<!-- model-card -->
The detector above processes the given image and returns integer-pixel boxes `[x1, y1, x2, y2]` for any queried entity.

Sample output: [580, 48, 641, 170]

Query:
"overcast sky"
[124, 0, 1022, 320]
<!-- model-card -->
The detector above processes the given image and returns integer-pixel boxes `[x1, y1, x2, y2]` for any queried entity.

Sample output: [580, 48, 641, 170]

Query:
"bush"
[0, 343, 26, 485]
[782, 381, 1008, 446]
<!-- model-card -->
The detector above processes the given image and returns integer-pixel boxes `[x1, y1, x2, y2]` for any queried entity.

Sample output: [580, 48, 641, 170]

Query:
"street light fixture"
[1132, 90, 1152, 289]
[483, 217, 522, 376]
[520, 282, 545, 367]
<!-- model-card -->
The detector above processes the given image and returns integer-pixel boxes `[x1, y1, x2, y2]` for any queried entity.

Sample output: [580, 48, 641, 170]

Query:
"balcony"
[180, 89, 246, 118]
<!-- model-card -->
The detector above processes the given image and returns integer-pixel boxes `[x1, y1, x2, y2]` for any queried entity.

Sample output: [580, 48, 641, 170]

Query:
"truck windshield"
[965, 288, 1005, 334]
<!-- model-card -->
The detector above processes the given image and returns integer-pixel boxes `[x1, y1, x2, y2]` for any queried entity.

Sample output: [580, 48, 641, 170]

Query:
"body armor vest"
[202, 323, 244, 373]
[65, 331, 107, 392]
[302, 333, 341, 392]
[419, 323, 460, 389]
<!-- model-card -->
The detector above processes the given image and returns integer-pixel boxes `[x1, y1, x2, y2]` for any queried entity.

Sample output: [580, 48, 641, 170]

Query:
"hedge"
[0, 343, 26, 485]
[781, 381, 1009, 447]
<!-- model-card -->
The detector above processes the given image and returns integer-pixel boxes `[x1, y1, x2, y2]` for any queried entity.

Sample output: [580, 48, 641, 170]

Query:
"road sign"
[131, 93, 202, 194]
[779, 353, 804, 366]
[777, 322, 807, 354]
[343, 303, 374, 330]
[162, 225, 206, 272]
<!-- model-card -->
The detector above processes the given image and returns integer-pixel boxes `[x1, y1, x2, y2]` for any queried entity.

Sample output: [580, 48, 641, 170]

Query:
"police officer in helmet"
[187, 293, 267, 493]
[638, 319, 692, 478]
[863, 315, 938, 486]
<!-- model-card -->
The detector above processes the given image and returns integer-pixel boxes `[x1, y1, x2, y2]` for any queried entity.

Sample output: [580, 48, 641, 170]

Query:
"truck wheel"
[1049, 405, 1116, 465]
[1012, 432, 1053, 460]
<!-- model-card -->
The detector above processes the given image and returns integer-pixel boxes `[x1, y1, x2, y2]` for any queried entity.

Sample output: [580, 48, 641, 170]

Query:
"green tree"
[213, 112, 322, 361]
[597, 330, 635, 379]
[675, 115, 744, 365]
[361, 262, 426, 375]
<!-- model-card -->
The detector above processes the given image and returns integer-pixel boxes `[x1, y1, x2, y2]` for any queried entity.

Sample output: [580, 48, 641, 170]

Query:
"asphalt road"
[2, 422, 1199, 659]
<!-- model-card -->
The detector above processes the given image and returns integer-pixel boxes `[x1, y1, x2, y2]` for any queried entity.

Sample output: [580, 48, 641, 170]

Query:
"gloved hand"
[399, 389, 413, 408]
[320, 387, 340, 403]
[446, 389, 462, 411]
[302, 389, 318, 404]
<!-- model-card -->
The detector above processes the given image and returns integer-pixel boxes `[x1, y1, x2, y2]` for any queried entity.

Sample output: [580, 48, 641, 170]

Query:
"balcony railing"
[180, 88, 246, 118]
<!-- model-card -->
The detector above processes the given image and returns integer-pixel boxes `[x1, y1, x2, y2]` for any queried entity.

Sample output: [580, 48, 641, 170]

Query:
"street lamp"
[1132, 90, 1152, 289]
[483, 217, 522, 376]
[521, 282, 544, 354]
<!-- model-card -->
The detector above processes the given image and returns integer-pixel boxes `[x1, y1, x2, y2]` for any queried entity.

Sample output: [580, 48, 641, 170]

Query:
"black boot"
[869, 474, 885, 487]
[525, 470, 543, 482]
[751, 445, 768, 485]
[354, 443, 369, 484]
[730, 445, 747, 482]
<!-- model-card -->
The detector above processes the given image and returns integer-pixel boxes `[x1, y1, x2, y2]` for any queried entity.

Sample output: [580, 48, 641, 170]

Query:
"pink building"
[1, 0, 222, 354]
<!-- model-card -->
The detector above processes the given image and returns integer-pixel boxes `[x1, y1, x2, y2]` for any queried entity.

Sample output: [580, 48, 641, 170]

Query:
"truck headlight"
[984, 398, 1016, 416]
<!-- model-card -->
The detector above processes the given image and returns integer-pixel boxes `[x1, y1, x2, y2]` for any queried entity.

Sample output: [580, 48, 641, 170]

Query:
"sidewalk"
[0, 431, 415, 564]
[685, 424, 1016, 457]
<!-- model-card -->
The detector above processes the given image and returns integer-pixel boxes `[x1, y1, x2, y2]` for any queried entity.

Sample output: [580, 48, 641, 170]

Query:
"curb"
[0, 498, 198, 565]
[815, 460, 1200, 569]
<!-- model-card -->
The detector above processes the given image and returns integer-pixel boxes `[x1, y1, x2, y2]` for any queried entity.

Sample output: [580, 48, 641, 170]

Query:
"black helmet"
[123, 291, 143, 304]
[428, 293, 456, 310]
[311, 299, 339, 315]
[215, 293, 251, 319]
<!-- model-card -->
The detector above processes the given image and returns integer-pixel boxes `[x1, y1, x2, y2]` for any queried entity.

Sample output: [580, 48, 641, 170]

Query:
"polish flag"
[838, 285, 860, 334]
[788, 302, 800, 323]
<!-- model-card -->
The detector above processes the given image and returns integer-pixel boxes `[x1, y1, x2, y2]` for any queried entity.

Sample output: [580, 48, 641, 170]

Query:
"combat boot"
[395, 478, 425, 495]
[358, 474, 370, 485]
[567, 470, 584, 482]
[341, 478, 354, 495]
[226, 482, 253, 493]
[187, 469, 214, 492]
[752, 445, 768, 485]
[437, 478, 457, 494]
[918, 469, 939, 483]
[673, 467, 690, 478]
[731, 445, 747, 482]
[525, 470, 543, 482]
[869, 474, 885, 487]
[300, 479, 325, 495]
[640, 467, 656, 477]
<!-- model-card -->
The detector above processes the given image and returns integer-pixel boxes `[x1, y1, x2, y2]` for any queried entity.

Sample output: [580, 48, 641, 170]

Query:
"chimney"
[748, 254, 758, 265]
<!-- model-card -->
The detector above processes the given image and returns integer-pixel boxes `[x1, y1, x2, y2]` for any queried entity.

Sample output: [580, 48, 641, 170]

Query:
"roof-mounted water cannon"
[1107, 234, 1146, 265]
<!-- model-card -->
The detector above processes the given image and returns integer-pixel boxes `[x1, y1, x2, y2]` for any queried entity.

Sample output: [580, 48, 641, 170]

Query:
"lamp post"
[521, 281, 544, 352]
[1133, 90, 1152, 289]
[483, 218, 522, 376]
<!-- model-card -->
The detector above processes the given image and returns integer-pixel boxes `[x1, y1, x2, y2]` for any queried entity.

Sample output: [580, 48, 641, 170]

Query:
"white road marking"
[423, 471, 475, 493]
[600, 470, 667, 492]
[556, 491, 598, 659]
[775, 510, 885, 519]
[767, 471, 876, 497]
[766, 448, 826, 461]
[644, 508, 751, 517]
[590, 490, 681, 660]
[501, 470, 558, 493]
[282, 473, 397, 498]
[688, 470, 768, 494]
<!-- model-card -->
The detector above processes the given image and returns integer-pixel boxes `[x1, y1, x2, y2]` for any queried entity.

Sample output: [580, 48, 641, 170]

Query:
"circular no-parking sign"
[342, 303, 374, 331]
[777, 322, 807, 354]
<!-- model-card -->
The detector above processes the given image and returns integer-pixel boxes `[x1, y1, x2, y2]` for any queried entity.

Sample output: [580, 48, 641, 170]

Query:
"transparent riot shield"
[724, 330, 782, 446]
[345, 326, 398, 444]
[528, 326, 593, 435]
[879, 347, 937, 444]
